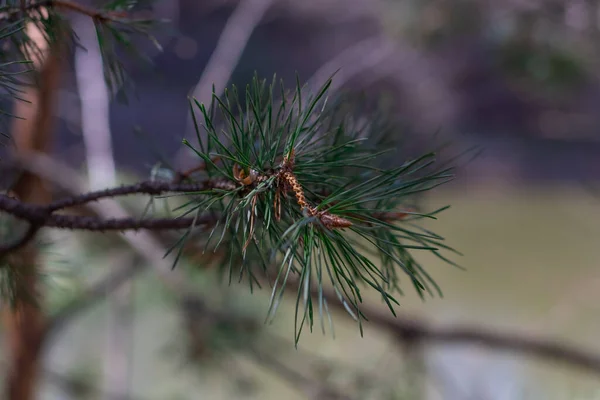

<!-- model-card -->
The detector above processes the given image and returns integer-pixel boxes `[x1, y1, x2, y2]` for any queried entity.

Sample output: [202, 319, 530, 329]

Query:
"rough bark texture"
[1, 18, 62, 400]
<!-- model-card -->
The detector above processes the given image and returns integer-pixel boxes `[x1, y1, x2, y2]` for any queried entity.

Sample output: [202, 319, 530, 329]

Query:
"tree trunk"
[2, 15, 62, 400]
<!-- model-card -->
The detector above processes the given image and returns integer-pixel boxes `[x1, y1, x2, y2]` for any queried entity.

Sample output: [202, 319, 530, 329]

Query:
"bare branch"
[46, 181, 214, 212]
[311, 282, 600, 377]
[43, 213, 212, 231]
[179, 0, 275, 166]
[189, 0, 275, 106]
[0, 192, 216, 232]
[13, 152, 207, 293]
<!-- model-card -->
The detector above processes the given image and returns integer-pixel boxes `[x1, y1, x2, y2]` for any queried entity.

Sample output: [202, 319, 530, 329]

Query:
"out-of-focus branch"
[34, 0, 105, 19]
[45, 251, 138, 336]
[245, 348, 352, 400]
[180, 0, 274, 166]
[189, 0, 275, 106]
[307, 35, 395, 92]
[308, 282, 600, 377]
[181, 298, 352, 400]
[74, 15, 116, 192]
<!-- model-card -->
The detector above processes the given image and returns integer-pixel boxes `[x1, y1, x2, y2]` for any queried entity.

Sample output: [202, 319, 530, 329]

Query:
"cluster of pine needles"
[153, 75, 459, 342]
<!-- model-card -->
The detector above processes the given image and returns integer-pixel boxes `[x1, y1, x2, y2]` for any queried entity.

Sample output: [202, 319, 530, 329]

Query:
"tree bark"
[1, 15, 62, 400]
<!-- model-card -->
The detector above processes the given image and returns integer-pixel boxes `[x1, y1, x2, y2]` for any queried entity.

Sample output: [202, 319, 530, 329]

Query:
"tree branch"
[46, 181, 215, 212]
[307, 35, 395, 92]
[44, 213, 213, 231]
[0, 193, 217, 232]
[180, 0, 274, 166]
[0, 178, 223, 256]
[189, 0, 274, 107]
[312, 282, 600, 377]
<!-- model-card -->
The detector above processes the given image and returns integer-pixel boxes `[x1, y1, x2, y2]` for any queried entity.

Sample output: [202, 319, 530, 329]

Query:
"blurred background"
[5, 0, 600, 398]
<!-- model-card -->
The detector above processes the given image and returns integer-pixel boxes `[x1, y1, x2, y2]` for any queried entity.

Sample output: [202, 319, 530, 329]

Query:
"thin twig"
[173, 155, 220, 183]
[46, 181, 214, 212]
[0, 167, 410, 242]
[0, 178, 217, 242]
[44, 213, 213, 231]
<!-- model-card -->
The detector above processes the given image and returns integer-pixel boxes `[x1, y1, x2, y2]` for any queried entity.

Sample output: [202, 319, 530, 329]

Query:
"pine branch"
[0, 179, 224, 254]
[0, 171, 414, 253]
[44, 213, 213, 231]
[2, 75, 458, 343]
[0, 193, 217, 234]
[0, 181, 221, 258]
[46, 181, 216, 212]
[0, 0, 163, 100]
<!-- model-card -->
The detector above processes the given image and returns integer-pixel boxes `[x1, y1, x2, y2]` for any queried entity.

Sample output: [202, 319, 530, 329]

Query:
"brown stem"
[46, 180, 214, 212]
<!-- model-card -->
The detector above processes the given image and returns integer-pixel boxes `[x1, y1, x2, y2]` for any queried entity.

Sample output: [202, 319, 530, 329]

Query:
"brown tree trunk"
[1, 15, 62, 400]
